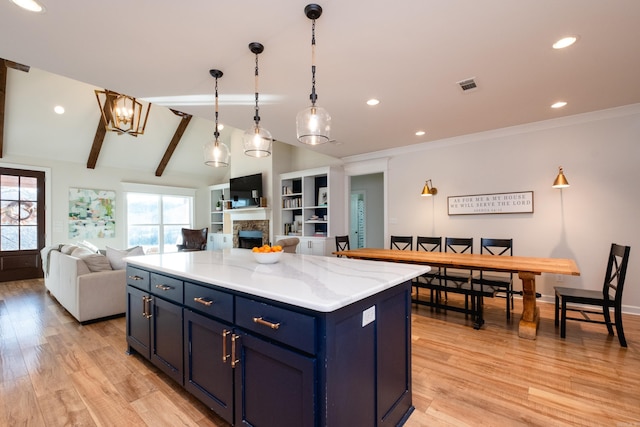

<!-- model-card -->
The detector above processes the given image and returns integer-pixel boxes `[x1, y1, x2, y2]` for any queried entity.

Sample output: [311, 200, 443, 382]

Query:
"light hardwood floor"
[1, 279, 639, 426]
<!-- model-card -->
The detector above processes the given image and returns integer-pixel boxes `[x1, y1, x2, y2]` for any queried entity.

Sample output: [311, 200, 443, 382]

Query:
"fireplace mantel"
[227, 207, 271, 221]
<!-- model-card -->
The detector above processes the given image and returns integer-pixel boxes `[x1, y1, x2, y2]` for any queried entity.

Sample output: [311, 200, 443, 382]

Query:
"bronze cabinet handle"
[155, 284, 172, 291]
[142, 296, 153, 319]
[222, 330, 230, 363]
[231, 334, 240, 368]
[194, 297, 213, 307]
[128, 275, 144, 281]
[253, 317, 280, 330]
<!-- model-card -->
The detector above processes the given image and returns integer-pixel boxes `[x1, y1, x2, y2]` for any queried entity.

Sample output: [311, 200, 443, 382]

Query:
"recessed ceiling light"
[553, 36, 578, 49]
[366, 99, 380, 106]
[11, 0, 45, 12]
[551, 101, 567, 109]
[415, 130, 426, 136]
[54, 105, 65, 114]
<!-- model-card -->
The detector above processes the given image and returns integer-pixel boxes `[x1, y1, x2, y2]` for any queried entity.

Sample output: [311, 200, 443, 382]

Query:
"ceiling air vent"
[457, 78, 478, 92]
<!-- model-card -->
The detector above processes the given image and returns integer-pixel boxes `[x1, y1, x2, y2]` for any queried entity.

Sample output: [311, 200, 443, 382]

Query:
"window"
[125, 185, 195, 254]
[1, 172, 40, 251]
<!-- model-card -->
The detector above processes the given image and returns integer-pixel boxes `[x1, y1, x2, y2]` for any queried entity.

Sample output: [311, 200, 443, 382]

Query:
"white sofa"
[41, 245, 130, 323]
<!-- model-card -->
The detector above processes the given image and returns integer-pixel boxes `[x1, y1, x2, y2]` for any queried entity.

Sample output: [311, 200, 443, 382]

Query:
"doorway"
[350, 191, 366, 248]
[349, 173, 384, 249]
[0, 167, 46, 281]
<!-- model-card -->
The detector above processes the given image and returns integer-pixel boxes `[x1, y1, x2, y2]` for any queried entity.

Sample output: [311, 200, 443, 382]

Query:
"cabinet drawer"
[150, 273, 183, 304]
[126, 266, 150, 291]
[236, 297, 316, 355]
[184, 282, 233, 323]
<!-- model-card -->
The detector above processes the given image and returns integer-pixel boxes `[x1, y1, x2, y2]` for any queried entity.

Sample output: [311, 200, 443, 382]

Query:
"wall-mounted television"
[229, 173, 263, 208]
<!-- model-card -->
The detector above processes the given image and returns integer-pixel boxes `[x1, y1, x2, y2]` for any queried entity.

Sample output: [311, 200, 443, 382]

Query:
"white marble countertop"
[126, 249, 429, 312]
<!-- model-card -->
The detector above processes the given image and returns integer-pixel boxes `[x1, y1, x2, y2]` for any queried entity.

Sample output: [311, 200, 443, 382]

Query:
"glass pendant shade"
[243, 125, 273, 158]
[296, 105, 331, 145]
[204, 139, 230, 167]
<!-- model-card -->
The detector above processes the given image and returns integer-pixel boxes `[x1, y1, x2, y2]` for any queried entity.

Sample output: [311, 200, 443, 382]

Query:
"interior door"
[0, 167, 45, 281]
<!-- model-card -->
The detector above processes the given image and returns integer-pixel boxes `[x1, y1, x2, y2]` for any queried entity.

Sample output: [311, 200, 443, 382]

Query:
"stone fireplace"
[233, 220, 269, 249]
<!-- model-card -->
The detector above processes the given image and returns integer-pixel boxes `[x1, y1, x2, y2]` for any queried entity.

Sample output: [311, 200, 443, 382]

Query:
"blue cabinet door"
[234, 332, 316, 427]
[183, 310, 234, 424]
[377, 285, 413, 425]
[126, 285, 150, 357]
[151, 296, 183, 385]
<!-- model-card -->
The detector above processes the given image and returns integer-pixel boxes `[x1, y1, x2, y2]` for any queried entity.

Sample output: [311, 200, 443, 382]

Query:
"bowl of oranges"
[251, 244, 284, 264]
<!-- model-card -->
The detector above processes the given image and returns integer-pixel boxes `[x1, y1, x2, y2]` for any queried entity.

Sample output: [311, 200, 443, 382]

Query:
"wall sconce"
[421, 179, 438, 196]
[552, 166, 570, 188]
[95, 89, 151, 137]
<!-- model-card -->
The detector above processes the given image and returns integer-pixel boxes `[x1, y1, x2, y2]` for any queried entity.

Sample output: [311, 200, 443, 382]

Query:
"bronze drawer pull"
[128, 275, 144, 281]
[253, 317, 280, 330]
[155, 284, 172, 291]
[194, 297, 213, 307]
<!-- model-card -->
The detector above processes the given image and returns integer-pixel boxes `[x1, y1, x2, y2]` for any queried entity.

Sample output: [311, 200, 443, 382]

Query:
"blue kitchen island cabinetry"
[125, 249, 428, 426]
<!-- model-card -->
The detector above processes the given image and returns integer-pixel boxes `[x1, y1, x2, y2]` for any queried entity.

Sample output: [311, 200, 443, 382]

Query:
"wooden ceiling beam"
[155, 110, 193, 177]
[4, 60, 30, 73]
[0, 60, 6, 158]
[87, 118, 106, 169]
[87, 97, 114, 169]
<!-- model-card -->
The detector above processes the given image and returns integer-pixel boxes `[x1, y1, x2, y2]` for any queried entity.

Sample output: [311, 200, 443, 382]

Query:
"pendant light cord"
[310, 18, 317, 106]
[254, 53, 261, 126]
[214, 77, 220, 141]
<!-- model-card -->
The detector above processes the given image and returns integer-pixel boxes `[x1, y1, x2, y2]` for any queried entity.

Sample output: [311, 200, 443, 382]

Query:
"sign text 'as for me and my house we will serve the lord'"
[447, 191, 534, 215]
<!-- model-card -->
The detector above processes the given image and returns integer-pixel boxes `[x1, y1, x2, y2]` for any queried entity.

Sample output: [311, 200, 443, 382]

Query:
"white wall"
[376, 104, 640, 312]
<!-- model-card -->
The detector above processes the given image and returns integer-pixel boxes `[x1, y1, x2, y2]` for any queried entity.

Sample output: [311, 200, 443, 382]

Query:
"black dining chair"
[390, 236, 413, 251]
[475, 238, 514, 320]
[442, 237, 474, 311]
[177, 227, 208, 252]
[335, 235, 350, 256]
[555, 243, 631, 347]
[413, 236, 442, 305]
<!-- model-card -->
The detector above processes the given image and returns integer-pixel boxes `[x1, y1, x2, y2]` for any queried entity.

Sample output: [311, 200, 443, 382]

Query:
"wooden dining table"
[333, 248, 581, 339]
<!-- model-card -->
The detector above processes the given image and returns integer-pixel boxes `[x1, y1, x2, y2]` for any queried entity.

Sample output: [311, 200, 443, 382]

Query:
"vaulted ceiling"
[1, 0, 640, 175]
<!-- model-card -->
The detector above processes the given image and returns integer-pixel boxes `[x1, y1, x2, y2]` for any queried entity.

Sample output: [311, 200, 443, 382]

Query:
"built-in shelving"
[276, 166, 344, 256]
[209, 183, 229, 233]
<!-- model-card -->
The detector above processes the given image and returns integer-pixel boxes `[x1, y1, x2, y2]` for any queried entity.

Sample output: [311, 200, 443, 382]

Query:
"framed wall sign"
[448, 191, 534, 215]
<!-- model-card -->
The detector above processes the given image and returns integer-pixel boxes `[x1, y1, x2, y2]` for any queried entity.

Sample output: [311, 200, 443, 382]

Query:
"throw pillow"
[70, 247, 113, 272]
[106, 246, 145, 270]
[60, 244, 78, 255]
[76, 240, 100, 253]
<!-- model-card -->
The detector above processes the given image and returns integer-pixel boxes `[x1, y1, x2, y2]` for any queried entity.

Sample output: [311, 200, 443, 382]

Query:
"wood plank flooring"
[1, 279, 639, 426]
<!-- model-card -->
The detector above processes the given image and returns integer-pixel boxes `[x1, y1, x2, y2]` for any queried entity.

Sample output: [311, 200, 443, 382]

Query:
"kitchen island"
[125, 249, 429, 427]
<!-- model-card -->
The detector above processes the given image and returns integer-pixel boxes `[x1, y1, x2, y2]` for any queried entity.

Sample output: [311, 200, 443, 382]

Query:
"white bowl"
[252, 250, 284, 264]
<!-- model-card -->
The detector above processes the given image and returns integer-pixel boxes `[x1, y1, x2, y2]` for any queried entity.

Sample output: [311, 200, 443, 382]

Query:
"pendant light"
[296, 3, 331, 145]
[243, 42, 273, 157]
[204, 69, 230, 167]
[95, 89, 151, 137]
